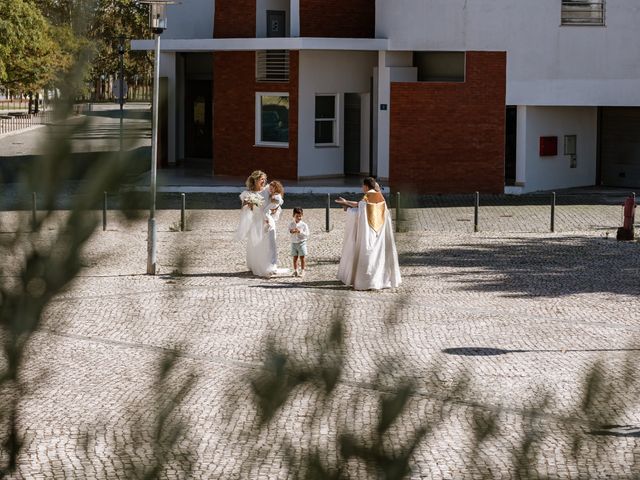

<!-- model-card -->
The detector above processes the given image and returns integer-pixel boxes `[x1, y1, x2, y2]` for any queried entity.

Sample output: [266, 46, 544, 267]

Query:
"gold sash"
[366, 201, 386, 233]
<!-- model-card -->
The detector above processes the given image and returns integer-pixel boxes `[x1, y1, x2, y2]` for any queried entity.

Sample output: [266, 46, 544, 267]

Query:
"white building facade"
[133, 0, 640, 193]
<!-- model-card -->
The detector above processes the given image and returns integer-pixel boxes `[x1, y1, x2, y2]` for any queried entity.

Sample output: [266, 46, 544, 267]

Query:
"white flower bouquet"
[241, 191, 264, 208]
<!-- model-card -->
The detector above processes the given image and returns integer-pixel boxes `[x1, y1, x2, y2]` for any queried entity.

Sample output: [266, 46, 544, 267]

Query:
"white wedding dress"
[235, 188, 280, 277]
[337, 192, 402, 290]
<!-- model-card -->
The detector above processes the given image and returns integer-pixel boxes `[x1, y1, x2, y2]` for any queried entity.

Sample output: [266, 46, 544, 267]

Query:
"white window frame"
[314, 94, 339, 147]
[255, 92, 290, 148]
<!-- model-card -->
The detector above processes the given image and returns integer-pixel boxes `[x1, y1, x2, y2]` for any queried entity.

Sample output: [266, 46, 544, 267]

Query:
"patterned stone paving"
[0, 207, 639, 478]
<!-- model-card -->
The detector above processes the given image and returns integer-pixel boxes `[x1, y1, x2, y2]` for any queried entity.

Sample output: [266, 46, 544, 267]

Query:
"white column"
[516, 105, 527, 185]
[160, 52, 177, 165]
[177, 54, 185, 162]
[376, 51, 391, 180]
[290, 0, 300, 36]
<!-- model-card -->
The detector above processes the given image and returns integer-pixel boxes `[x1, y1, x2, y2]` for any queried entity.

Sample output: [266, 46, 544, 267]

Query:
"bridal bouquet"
[242, 192, 264, 208]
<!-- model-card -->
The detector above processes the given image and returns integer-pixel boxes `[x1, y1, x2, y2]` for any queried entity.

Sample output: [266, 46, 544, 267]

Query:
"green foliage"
[239, 310, 640, 479]
[244, 322, 429, 479]
[89, 0, 151, 81]
[0, 0, 63, 90]
[0, 0, 150, 98]
[37, 0, 94, 31]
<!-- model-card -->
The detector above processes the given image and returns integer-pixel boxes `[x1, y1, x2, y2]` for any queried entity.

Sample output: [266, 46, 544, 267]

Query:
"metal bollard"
[103, 192, 107, 231]
[550, 192, 556, 233]
[31, 192, 37, 231]
[396, 192, 401, 233]
[181, 193, 186, 231]
[325, 193, 330, 232]
[147, 217, 157, 275]
[474, 192, 479, 233]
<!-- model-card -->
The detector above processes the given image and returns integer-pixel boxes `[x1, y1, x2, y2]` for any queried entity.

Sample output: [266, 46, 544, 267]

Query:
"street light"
[139, 0, 176, 275]
[117, 36, 125, 154]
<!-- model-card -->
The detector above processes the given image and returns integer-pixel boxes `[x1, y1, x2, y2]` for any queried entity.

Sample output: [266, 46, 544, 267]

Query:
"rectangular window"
[564, 135, 577, 155]
[561, 0, 605, 26]
[314, 95, 337, 145]
[256, 93, 289, 146]
[413, 52, 465, 82]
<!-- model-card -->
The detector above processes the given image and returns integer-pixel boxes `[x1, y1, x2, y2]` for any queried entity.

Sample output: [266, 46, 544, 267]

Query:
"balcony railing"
[256, 50, 290, 83]
[561, 0, 605, 26]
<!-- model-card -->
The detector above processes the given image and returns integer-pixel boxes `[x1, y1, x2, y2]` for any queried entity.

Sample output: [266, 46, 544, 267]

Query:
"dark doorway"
[505, 105, 517, 185]
[344, 93, 361, 175]
[185, 80, 212, 160]
[267, 10, 286, 37]
[600, 107, 640, 188]
[369, 77, 375, 177]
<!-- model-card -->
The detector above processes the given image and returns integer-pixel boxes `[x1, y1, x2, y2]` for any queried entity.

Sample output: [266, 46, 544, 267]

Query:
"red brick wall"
[214, 0, 255, 38]
[213, 51, 299, 180]
[300, 0, 375, 38]
[390, 51, 506, 194]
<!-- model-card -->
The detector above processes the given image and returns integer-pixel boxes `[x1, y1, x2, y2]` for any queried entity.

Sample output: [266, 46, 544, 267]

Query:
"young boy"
[289, 207, 309, 277]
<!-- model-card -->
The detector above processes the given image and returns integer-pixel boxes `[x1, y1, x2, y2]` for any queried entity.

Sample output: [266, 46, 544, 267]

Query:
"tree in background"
[88, 0, 153, 101]
[0, 0, 85, 112]
[0, 0, 152, 106]
[0, 0, 77, 110]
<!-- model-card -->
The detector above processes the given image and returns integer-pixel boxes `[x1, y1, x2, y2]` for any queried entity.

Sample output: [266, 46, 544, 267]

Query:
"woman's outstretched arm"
[335, 197, 359, 209]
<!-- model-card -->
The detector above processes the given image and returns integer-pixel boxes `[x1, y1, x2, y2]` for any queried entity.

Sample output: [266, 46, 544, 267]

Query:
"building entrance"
[505, 106, 517, 185]
[185, 80, 213, 161]
[344, 93, 362, 175]
[600, 107, 640, 188]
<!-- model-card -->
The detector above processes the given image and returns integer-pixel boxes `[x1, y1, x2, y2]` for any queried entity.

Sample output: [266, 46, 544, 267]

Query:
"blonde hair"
[269, 180, 284, 197]
[245, 170, 267, 191]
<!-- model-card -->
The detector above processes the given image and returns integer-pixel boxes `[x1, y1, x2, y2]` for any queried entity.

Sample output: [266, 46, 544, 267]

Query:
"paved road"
[1, 208, 639, 478]
[0, 103, 150, 156]
[0, 104, 151, 193]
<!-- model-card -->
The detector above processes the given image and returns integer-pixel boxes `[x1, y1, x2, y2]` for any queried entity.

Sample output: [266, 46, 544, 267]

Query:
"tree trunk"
[34, 92, 40, 114]
[28, 93, 33, 114]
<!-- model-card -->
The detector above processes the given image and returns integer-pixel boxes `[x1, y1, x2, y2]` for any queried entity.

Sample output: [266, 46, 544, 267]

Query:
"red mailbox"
[539, 136, 558, 156]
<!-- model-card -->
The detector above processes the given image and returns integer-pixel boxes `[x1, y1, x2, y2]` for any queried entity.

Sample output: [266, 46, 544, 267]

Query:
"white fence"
[0, 111, 53, 136]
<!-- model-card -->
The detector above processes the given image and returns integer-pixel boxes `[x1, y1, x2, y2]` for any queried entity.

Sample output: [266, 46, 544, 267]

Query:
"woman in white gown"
[335, 177, 401, 290]
[235, 170, 280, 277]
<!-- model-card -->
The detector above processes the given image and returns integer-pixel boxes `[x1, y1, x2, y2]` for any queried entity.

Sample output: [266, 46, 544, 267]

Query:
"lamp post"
[140, 0, 175, 275]
[117, 36, 125, 154]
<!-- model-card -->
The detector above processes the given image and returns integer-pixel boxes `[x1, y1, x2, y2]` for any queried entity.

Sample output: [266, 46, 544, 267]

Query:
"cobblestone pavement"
[1, 207, 640, 479]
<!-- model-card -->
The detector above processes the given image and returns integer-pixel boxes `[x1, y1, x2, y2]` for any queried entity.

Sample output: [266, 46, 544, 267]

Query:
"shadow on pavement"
[253, 280, 350, 291]
[84, 109, 151, 120]
[443, 347, 640, 356]
[0, 146, 150, 183]
[590, 425, 640, 438]
[399, 236, 640, 297]
[162, 271, 255, 279]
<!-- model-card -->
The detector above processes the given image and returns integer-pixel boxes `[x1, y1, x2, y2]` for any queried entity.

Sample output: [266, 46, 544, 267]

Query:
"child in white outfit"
[265, 180, 284, 232]
[289, 207, 309, 277]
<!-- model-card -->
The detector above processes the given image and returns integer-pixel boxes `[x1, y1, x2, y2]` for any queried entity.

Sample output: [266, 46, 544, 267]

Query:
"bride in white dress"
[235, 170, 280, 277]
